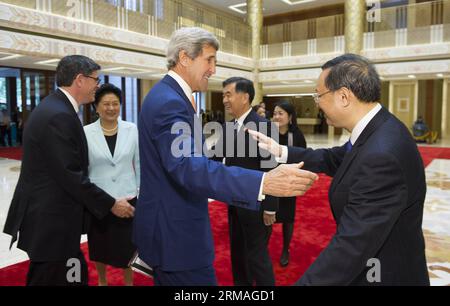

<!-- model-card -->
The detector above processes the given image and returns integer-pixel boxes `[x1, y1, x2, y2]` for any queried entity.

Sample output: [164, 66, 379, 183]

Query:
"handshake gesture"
[246, 128, 318, 198]
[263, 162, 318, 197]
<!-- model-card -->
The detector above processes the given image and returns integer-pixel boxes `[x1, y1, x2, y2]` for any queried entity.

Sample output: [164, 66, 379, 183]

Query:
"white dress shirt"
[58, 87, 79, 113]
[349, 103, 382, 145]
[168, 70, 193, 103]
[277, 103, 382, 163]
[167, 71, 266, 202]
[234, 107, 252, 132]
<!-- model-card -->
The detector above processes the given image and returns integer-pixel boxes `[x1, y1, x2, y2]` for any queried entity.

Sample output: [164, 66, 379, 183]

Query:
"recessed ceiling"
[193, 0, 344, 17]
[0, 53, 165, 80]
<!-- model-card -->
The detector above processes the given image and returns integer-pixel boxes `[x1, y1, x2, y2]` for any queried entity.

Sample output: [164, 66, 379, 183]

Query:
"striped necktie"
[190, 95, 197, 112]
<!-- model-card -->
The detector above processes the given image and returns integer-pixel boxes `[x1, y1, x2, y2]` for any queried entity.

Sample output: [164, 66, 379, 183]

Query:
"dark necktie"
[345, 139, 353, 152]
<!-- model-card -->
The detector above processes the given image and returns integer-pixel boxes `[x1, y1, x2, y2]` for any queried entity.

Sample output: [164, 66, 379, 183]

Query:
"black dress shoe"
[280, 250, 289, 267]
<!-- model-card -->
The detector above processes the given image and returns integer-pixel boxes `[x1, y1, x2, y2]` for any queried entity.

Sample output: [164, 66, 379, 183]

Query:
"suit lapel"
[91, 119, 114, 162]
[330, 144, 359, 194]
[330, 107, 391, 193]
[55, 89, 79, 118]
[113, 119, 129, 163]
[162, 75, 196, 116]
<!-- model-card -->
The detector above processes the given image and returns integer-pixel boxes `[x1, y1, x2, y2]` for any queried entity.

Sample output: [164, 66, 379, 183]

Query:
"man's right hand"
[263, 162, 318, 197]
[247, 129, 282, 157]
[111, 198, 135, 218]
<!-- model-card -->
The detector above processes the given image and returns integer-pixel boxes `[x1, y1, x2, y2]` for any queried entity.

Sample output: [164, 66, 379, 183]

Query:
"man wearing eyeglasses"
[248, 53, 429, 286]
[3, 55, 135, 286]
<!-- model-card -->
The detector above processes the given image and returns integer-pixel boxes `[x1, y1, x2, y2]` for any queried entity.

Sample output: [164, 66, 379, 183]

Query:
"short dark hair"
[321, 53, 380, 103]
[222, 77, 255, 104]
[56, 55, 101, 87]
[94, 83, 122, 106]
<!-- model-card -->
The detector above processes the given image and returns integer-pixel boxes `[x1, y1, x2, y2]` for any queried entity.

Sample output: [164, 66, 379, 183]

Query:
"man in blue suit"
[133, 27, 319, 286]
[248, 54, 430, 285]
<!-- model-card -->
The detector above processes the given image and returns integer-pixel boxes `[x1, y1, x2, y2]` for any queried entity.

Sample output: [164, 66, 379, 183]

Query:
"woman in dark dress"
[84, 84, 140, 285]
[272, 101, 306, 267]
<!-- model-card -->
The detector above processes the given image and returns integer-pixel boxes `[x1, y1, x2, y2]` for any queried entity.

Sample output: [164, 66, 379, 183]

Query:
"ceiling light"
[0, 54, 23, 60]
[408, 75, 415, 78]
[436, 73, 444, 78]
[101, 67, 153, 74]
[35, 59, 60, 66]
[281, 0, 315, 5]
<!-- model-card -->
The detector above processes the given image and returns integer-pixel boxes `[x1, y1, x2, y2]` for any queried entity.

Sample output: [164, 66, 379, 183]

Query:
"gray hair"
[321, 53, 380, 103]
[166, 27, 219, 70]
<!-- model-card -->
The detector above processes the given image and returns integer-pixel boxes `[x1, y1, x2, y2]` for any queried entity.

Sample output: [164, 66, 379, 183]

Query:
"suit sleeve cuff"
[275, 145, 288, 163]
[258, 173, 266, 201]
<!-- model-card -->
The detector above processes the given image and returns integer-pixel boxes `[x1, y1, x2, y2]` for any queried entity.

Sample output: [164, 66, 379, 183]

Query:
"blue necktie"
[345, 140, 353, 152]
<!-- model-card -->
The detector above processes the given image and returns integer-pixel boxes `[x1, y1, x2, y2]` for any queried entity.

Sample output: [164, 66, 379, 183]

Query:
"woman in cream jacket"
[84, 83, 139, 286]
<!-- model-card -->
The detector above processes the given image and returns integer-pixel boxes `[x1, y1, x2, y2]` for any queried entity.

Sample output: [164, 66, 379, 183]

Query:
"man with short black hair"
[213, 77, 278, 286]
[3, 55, 135, 286]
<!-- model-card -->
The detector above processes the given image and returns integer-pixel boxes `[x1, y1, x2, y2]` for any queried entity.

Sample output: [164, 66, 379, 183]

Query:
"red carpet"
[0, 177, 333, 286]
[1, 145, 450, 286]
[0, 147, 22, 160]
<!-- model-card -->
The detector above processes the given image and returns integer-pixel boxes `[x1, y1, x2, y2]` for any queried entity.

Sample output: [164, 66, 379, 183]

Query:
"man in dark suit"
[133, 27, 318, 286]
[248, 53, 430, 285]
[3, 55, 135, 286]
[211, 77, 278, 286]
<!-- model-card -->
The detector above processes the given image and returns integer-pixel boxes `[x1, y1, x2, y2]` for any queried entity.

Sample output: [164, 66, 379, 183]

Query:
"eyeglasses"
[83, 75, 101, 85]
[312, 90, 331, 104]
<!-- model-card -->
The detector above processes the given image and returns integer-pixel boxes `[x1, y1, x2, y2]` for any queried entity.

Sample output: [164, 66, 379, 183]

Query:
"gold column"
[442, 79, 449, 140]
[247, 0, 263, 105]
[345, 0, 365, 54]
[334, 0, 365, 141]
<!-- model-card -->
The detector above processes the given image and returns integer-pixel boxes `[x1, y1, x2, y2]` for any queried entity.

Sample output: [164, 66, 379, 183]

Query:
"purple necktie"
[345, 140, 353, 152]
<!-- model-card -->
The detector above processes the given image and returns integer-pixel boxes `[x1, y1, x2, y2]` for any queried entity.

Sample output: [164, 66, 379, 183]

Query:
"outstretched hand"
[263, 162, 318, 197]
[247, 129, 282, 157]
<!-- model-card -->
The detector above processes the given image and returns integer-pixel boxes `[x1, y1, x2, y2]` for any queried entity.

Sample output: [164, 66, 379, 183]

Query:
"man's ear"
[339, 87, 351, 107]
[179, 50, 190, 67]
[73, 74, 83, 89]
[245, 93, 250, 105]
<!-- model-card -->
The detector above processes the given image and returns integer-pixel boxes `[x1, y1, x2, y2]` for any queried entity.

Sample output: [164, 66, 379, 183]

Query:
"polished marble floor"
[422, 159, 450, 286]
[0, 136, 449, 285]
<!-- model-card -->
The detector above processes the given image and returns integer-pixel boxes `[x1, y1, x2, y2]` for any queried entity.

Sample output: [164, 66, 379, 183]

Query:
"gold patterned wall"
[1, 0, 35, 8]
[264, 14, 344, 44]
[261, 0, 450, 58]
[444, 79, 450, 138]
[0, 0, 251, 57]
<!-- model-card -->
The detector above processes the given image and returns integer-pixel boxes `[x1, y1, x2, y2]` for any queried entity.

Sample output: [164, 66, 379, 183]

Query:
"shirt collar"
[235, 107, 252, 130]
[350, 103, 382, 145]
[58, 87, 79, 113]
[168, 70, 193, 102]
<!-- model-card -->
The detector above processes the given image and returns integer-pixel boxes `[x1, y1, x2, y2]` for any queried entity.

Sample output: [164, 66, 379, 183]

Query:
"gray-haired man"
[134, 27, 318, 286]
